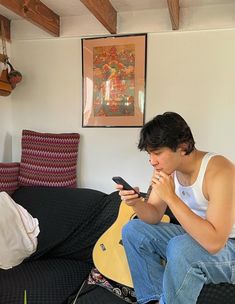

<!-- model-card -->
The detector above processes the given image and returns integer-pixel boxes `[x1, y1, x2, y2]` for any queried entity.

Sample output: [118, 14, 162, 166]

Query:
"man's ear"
[178, 143, 188, 155]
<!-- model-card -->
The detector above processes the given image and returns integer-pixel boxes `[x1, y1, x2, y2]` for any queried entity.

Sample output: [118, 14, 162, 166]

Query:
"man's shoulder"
[209, 154, 233, 168]
[207, 154, 234, 179]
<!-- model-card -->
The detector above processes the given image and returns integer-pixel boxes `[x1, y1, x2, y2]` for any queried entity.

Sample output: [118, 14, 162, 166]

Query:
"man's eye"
[154, 151, 161, 155]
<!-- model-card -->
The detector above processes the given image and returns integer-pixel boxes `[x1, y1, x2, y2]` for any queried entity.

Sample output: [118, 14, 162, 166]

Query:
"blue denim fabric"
[122, 220, 235, 304]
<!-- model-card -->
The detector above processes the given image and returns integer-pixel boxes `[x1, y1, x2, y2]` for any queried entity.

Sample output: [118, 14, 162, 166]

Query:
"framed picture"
[82, 34, 147, 127]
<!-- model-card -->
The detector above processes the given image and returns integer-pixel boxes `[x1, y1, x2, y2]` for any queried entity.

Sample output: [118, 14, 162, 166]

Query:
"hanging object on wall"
[0, 65, 12, 96]
[0, 20, 22, 96]
[0, 20, 8, 64]
[6, 60, 22, 89]
[0, 20, 12, 96]
[0, 52, 7, 63]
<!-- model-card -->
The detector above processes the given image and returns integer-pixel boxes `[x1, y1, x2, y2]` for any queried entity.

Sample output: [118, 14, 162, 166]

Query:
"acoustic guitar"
[92, 196, 170, 288]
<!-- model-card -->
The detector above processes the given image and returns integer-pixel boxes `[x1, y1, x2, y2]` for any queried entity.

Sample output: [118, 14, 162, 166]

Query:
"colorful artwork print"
[93, 44, 135, 117]
[82, 34, 146, 127]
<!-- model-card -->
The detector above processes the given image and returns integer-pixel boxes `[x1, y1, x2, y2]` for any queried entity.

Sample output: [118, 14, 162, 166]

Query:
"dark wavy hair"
[138, 112, 195, 155]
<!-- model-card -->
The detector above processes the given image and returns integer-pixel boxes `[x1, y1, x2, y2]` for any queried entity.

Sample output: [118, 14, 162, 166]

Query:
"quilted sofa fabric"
[0, 258, 92, 304]
[0, 162, 20, 195]
[0, 187, 121, 304]
[19, 130, 80, 188]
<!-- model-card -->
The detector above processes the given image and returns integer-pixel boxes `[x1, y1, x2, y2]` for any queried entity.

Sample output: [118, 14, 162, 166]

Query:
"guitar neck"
[144, 185, 152, 202]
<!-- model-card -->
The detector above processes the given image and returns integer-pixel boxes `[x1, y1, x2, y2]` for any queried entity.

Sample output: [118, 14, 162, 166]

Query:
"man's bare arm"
[158, 157, 235, 253]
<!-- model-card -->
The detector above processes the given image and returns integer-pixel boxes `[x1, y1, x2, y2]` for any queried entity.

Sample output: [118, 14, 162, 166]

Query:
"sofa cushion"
[18, 130, 80, 188]
[0, 162, 20, 195]
[12, 187, 121, 262]
[0, 258, 92, 304]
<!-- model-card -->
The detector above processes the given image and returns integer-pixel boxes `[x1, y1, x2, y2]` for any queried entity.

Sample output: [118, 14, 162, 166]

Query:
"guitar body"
[92, 201, 170, 288]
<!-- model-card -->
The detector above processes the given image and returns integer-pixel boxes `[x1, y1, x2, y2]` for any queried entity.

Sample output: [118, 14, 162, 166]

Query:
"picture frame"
[82, 34, 147, 127]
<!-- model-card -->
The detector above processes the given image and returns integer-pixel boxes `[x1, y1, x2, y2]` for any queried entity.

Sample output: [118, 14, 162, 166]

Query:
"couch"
[0, 186, 235, 304]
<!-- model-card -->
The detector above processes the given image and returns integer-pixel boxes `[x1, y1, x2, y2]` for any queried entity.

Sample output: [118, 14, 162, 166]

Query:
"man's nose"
[149, 154, 158, 166]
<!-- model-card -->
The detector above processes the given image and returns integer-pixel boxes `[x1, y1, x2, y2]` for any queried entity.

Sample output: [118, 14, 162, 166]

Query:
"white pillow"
[0, 191, 40, 269]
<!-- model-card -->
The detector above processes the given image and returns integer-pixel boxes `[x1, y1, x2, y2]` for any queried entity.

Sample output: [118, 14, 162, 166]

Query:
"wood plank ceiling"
[0, 0, 180, 41]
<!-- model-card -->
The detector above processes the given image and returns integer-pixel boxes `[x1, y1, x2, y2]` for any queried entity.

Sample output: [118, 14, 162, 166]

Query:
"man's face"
[147, 147, 181, 175]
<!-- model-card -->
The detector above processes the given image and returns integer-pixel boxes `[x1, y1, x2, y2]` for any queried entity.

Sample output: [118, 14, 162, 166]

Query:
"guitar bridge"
[100, 243, 106, 251]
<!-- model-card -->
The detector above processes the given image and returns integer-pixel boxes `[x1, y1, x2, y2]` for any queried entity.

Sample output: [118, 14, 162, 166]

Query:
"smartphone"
[112, 176, 140, 197]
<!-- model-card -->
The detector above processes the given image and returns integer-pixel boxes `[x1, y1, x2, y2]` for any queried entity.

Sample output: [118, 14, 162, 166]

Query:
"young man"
[116, 112, 235, 304]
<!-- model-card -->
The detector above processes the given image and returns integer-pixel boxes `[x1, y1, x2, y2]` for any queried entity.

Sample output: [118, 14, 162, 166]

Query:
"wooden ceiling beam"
[0, 0, 60, 37]
[0, 14, 10, 41]
[167, 0, 180, 30]
[80, 0, 117, 34]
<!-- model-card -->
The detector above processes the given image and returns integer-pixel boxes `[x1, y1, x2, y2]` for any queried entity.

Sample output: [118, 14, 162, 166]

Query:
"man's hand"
[116, 185, 143, 206]
[152, 171, 176, 204]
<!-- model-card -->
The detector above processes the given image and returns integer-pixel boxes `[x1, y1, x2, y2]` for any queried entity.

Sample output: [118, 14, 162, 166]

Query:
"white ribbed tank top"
[174, 152, 235, 238]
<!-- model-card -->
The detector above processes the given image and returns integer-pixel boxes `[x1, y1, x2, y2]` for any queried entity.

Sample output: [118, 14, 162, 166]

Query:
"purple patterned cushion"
[18, 130, 80, 188]
[0, 162, 20, 195]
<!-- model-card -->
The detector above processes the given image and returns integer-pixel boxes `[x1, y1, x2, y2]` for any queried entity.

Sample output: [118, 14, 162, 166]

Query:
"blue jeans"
[122, 220, 235, 304]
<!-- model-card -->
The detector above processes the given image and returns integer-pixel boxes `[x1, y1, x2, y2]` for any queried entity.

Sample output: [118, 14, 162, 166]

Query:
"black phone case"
[112, 176, 140, 197]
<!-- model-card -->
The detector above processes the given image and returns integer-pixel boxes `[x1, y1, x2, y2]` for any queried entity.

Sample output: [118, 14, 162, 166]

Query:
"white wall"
[5, 4, 235, 193]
